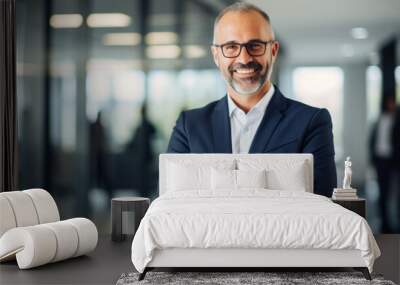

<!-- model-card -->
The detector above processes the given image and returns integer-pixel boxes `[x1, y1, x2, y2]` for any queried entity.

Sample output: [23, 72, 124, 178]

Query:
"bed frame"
[141, 248, 371, 280]
[138, 154, 371, 281]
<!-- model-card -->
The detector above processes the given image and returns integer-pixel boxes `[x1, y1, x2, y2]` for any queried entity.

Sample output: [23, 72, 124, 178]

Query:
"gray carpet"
[116, 271, 396, 285]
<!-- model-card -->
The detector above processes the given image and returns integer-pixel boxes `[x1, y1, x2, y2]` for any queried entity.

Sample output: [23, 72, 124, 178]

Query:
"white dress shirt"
[227, 85, 275, 153]
[375, 113, 394, 158]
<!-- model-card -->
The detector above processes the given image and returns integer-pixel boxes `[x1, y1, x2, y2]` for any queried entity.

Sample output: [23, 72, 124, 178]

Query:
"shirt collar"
[227, 84, 275, 117]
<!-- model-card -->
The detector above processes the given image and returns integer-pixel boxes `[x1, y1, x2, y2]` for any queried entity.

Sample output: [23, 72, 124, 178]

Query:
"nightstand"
[331, 198, 366, 218]
[111, 197, 150, 242]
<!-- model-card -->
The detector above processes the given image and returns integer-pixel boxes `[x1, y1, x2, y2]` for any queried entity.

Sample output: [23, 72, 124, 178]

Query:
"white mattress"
[131, 190, 380, 273]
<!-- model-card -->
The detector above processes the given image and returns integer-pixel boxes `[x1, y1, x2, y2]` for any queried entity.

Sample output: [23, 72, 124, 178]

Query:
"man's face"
[211, 11, 279, 96]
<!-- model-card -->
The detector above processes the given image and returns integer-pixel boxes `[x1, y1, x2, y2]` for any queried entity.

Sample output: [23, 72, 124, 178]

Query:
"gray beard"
[227, 63, 271, 97]
[231, 74, 266, 96]
[225, 50, 274, 97]
[227, 67, 269, 97]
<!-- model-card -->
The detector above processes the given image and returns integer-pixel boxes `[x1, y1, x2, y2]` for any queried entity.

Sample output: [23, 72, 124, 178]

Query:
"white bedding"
[131, 190, 380, 273]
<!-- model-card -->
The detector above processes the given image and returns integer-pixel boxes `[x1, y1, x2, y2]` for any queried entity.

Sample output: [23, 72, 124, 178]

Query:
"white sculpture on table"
[342, 156, 352, 189]
[332, 157, 358, 199]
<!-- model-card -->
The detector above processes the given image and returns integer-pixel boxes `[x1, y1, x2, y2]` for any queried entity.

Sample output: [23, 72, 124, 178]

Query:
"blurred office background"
[16, 0, 400, 234]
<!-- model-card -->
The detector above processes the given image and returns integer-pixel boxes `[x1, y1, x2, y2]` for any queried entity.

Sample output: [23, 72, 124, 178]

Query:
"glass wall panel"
[292, 67, 344, 159]
[17, 0, 221, 232]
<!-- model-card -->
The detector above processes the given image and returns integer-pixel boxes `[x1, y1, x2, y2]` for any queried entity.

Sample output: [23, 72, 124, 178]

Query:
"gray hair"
[213, 2, 274, 43]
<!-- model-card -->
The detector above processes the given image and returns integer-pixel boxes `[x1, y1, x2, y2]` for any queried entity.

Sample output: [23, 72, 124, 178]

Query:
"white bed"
[131, 154, 380, 280]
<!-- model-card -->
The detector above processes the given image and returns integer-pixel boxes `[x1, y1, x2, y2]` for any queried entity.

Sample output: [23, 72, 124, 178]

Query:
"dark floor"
[0, 235, 134, 285]
[0, 235, 399, 285]
[373, 234, 400, 284]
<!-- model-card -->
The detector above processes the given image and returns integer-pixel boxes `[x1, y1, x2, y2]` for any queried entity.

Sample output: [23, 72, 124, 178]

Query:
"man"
[370, 96, 399, 232]
[167, 2, 337, 197]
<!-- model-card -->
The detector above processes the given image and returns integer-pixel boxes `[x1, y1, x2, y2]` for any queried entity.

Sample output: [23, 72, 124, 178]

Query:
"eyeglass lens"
[222, 42, 266, 57]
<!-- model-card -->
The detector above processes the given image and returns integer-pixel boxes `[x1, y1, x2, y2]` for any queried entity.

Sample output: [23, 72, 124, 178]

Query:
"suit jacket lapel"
[249, 88, 288, 153]
[212, 96, 232, 153]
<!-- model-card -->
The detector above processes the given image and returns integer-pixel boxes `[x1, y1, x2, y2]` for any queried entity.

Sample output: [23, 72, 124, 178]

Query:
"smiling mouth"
[235, 68, 256, 74]
[233, 68, 260, 79]
[228, 62, 263, 82]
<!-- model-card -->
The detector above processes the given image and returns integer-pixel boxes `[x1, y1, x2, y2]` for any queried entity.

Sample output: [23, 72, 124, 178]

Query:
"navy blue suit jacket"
[167, 87, 337, 196]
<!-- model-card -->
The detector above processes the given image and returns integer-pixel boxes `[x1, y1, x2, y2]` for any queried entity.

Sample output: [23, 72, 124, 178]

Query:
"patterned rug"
[116, 271, 396, 285]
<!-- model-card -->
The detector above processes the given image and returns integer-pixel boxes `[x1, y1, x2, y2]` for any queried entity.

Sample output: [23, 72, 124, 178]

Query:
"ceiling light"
[149, 14, 176, 26]
[87, 59, 143, 70]
[50, 14, 83, 28]
[341, 44, 354, 57]
[102, 33, 141, 46]
[87, 13, 131, 28]
[145, 32, 178, 45]
[351, 27, 368, 40]
[184, 45, 207, 58]
[146, 45, 181, 59]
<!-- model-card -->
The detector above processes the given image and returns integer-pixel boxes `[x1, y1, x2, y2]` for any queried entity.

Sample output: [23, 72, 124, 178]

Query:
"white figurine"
[342, 156, 352, 189]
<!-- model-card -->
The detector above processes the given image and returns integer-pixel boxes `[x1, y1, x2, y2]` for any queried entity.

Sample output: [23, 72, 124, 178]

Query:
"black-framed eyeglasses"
[212, 40, 275, 58]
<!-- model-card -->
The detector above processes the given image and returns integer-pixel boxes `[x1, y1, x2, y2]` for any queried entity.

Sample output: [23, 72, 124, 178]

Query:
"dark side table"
[111, 197, 150, 242]
[331, 198, 366, 218]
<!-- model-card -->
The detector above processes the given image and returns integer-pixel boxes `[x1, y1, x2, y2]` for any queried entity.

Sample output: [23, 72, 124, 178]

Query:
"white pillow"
[267, 167, 307, 191]
[211, 168, 236, 189]
[167, 160, 235, 191]
[237, 169, 267, 188]
[237, 159, 308, 191]
[211, 168, 267, 190]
